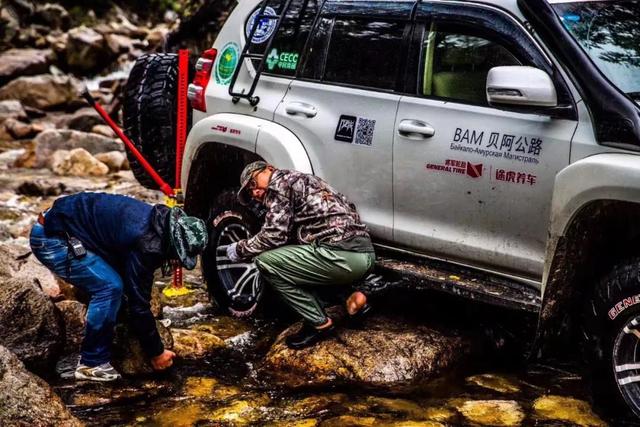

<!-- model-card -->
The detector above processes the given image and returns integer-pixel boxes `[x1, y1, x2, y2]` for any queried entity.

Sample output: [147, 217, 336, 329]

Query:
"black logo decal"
[334, 115, 356, 143]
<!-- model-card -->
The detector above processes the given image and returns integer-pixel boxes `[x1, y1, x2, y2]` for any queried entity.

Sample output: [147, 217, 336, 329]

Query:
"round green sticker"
[215, 42, 239, 86]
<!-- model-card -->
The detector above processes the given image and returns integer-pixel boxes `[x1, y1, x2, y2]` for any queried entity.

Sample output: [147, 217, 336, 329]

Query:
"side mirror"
[486, 66, 557, 108]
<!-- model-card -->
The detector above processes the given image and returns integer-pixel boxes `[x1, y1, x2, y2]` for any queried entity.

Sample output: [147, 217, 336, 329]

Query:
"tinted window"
[319, 18, 406, 90]
[246, 0, 320, 76]
[422, 23, 521, 105]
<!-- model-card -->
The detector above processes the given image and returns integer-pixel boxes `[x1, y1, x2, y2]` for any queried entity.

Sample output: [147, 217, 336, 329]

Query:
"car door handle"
[285, 102, 318, 118]
[398, 120, 435, 138]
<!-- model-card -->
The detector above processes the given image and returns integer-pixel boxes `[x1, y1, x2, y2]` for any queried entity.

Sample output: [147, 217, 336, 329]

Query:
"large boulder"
[34, 3, 70, 30]
[0, 346, 82, 426]
[62, 107, 103, 132]
[0, 100, 27, 124]
[65, 26, 112, 72]
[0, 243, 61, 299]
[261, 315, 478, 389]
[0, 48, 54, 85]
[0, 74, 80, 109]
[0, 277, 62, 370]
[95, 151, 128, 172]
[51, 148, 109, 177]
[33, 129, 122, 168]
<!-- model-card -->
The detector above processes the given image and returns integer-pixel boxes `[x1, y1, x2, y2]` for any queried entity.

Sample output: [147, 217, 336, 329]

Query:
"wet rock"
[0, 48, 53, 84]
[0, 100, 27, 123]
[0, 74, 80, 110]
[55, 300, 87, 355]
[285, 394, 347, 417]
[33, 129, 122, 168]
[23, 104, 46, 119]
[16, 179, 66, 196]
[68, 380, 171, 407]
[34, 3, 70, 30]
[66, 26, 111, 72]
[320, 415, 378, 426]
[182, 376, 242, 401]
[64, 107, 103, 132]
[457, 400, 524, 426]
[4, 118, 35, 139]
[146, 25, 170, 46]
[171, 326, 226, 359]
[91, 124, 116, 138]
[0, 7, 20, 47]
[95, 150, 127, 172]
[112, 320, 173, 376]
[466, 373, 521, 394]
[0, 345, 82, 426]
[209, 395, 271, 424]
[533, 395, 606, 427]
[262, 316, 476, 389]
[52, 148, 109, 177]
[0, 277, 62, 369]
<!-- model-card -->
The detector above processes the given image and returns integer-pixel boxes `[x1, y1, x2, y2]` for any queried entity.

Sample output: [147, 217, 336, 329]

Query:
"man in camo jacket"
[226, 161, 375, 349]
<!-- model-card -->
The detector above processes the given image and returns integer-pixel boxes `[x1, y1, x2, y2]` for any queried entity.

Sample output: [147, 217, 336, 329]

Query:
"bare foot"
[346, 291, 367, 315]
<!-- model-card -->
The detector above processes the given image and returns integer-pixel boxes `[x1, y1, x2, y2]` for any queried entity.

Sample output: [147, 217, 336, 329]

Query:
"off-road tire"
[584, 257, 640, 417]
[123, 53, 192, 189]
[202, 190, 264, 317]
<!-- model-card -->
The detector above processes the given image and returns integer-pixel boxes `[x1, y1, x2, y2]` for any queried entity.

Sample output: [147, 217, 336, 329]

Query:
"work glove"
[226, 242, 241, 262]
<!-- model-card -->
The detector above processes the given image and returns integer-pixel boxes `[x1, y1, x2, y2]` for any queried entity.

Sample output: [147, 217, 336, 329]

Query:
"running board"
[367, 250, 541, 313]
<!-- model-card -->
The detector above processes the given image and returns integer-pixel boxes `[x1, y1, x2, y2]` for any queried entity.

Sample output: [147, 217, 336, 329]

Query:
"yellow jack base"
[162, 286, 192, 297]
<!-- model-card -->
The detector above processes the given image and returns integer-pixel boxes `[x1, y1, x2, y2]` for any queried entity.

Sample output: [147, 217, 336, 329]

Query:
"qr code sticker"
[355, 118, 376, 146]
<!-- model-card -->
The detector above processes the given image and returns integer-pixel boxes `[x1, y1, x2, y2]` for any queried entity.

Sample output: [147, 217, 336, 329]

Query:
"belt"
[37, 212, 45, 226]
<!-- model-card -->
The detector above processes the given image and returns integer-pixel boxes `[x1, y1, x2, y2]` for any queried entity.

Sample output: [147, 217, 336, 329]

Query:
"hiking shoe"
[74, 362, 121, 382]
[285, 322, 335, 350]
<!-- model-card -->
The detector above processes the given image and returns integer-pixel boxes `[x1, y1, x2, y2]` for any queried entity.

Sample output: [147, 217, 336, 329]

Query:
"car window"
[421, 23, 521, 105]
[303, 17, 406, 91]
[246, 0, 320, 77]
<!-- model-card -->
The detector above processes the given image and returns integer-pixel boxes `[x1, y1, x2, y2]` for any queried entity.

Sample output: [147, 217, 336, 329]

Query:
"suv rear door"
[392, 2, 579, 278]
[273, 1, 414, 241]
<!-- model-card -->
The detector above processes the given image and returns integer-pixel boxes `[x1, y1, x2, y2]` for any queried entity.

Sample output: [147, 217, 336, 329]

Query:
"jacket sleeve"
[236, 187, 293, 258]
[122, 250, 164, 358]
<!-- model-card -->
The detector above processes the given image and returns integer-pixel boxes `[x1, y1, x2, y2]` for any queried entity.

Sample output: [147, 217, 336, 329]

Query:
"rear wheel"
[584, 257, 640, 417]
[202, 190, 264, 317]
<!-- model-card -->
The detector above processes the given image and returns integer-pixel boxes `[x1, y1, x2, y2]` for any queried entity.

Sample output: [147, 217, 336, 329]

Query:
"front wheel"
[584, 257, 640, 418]
[201, 190, 264, 317]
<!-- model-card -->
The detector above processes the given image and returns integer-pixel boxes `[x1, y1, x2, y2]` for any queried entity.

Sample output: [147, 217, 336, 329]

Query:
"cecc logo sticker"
[214, 42, 239, 86]
[245, 7, 277, 44]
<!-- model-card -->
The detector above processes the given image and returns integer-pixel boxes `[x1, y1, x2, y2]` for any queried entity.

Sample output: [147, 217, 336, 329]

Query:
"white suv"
[122, 0, 640, 417]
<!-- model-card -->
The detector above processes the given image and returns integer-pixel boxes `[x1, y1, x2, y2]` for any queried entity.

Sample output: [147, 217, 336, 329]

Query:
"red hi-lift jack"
[82, 49, 191, 297]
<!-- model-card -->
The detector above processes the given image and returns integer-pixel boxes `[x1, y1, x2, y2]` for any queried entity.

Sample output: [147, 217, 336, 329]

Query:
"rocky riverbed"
[0, 1, 630, 426]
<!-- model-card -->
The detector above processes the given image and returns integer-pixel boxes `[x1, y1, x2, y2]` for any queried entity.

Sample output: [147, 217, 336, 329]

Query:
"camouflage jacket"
[236, 169, 371, 258]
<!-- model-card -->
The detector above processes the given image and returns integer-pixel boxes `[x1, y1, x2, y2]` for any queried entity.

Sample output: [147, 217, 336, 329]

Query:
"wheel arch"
[535, 153, 640, 356]
[182, 114, 313, 218]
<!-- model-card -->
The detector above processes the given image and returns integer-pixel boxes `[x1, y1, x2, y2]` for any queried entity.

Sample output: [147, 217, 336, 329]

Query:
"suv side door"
[392, 3, 579, 279]
[273, 1, 414, 241]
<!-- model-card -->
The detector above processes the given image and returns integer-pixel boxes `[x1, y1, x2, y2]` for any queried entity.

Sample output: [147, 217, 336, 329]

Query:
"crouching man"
[227, 162, 375, 349]
[30, 192, 207, 381]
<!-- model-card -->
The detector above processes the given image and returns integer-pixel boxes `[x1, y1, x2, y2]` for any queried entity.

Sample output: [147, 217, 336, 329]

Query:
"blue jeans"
[30, 222, 123, 367]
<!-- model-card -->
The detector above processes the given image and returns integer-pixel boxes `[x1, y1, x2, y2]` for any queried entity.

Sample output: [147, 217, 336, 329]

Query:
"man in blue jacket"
[30, 192, 207, 382]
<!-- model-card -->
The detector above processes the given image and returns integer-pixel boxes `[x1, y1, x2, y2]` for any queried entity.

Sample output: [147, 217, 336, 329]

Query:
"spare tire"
[123, 53, 192, 189]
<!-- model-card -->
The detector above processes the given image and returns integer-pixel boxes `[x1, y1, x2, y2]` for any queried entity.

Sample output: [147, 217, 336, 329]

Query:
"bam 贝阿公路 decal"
[245, 7, 278, 44]
[266, 49, 299, 72]
[450, 127, 543, 165]
[214, 42, 239, 86]
[334, 115, 376, 146]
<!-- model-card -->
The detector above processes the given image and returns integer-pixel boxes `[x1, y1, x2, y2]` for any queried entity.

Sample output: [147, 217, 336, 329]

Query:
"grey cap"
[168, 207, 208, 270]
[237, 160, 268, 206]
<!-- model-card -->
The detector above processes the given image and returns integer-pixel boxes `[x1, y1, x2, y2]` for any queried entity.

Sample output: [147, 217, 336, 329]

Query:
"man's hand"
[226, 242, 241, 262]
[151, 349, 176, 371]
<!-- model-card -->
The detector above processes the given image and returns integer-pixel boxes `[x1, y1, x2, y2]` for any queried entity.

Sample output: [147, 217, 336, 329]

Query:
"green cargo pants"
[254, 244, 375, 326]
